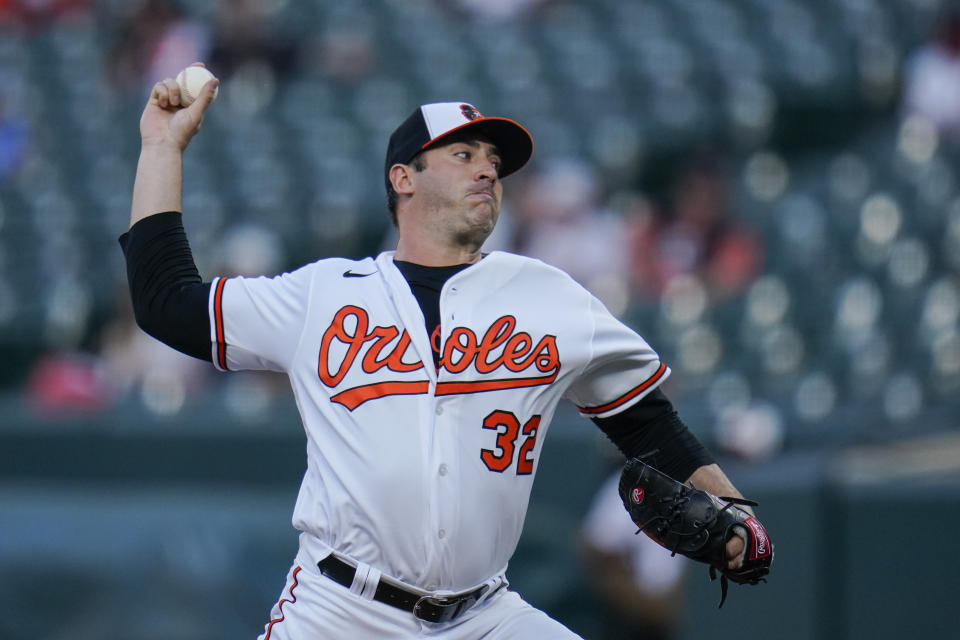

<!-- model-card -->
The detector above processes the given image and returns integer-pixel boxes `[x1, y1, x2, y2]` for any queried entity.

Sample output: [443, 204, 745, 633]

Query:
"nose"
[475, 157, 498, 183]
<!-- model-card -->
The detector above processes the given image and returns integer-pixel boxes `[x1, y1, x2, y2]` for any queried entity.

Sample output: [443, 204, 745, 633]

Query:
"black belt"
[317, 554, 494, 623]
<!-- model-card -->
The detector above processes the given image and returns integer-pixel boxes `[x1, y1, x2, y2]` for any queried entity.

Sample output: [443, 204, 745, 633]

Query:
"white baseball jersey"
[208, 250, 669, 593]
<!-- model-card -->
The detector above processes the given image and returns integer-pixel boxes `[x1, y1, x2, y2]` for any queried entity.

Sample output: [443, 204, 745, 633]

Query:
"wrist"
[140, 138, 185, 155]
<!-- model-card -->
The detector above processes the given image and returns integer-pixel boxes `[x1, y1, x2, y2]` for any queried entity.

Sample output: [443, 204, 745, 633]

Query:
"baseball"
[175, 65, 218, 107]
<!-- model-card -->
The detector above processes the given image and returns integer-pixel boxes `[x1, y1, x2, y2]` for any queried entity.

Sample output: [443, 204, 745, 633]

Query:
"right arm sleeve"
[118, 211, 212, 361]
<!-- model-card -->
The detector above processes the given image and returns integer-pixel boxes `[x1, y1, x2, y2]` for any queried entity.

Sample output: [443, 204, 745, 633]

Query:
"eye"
[455, 150, 471, 160]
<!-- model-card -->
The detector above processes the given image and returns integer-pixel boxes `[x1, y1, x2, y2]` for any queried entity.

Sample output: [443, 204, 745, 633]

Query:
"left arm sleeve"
[564, 296, 670, 417]
[591, 388, 715, 482]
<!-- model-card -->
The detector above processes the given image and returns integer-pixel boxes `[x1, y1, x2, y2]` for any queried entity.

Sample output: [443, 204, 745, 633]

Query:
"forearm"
[130, 141, 183, 228]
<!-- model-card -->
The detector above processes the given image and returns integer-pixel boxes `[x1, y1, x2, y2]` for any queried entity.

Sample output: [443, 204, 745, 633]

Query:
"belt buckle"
[413, 594, 461, 623]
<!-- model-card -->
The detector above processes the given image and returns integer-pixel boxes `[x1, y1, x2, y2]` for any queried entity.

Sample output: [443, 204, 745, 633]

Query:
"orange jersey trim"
[577, 362, 668, 415]
[264, 565, 301, 639]
[213, 277, 228, 370]
[328, 371, 559, 411]
[435, 371, 559, 396]
[330, 380, 431, 410]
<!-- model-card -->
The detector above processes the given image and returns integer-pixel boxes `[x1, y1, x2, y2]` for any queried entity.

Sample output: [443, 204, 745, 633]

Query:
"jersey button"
[435, 406, 444, 415]
[438, 529, 446, 539]
[439, 464, 448, 476]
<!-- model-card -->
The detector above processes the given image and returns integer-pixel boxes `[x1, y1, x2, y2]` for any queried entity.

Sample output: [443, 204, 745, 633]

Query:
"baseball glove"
[618, 457, 773, 607]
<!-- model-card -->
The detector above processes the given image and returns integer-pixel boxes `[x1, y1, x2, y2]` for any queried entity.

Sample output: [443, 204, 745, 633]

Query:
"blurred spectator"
[208, 0, 299, 79]
[714, 401, 786, 461]
[510, 158, 631, 315]
[97, 284, 213, 416]
[107, 0, 209, 95]
[0, 94, 29, 184]
[25, 350, 111, 416]
[580, 467, 687, 640]
[302, 23, 376, 82]
[25, 280, 213, 418]
[0, 0, 89, 29]
[202, 0, 301, 117]
[902, 10, 960, 140]
[208, 0, 300, 95]
[630, 153, 763, 303]
[212, 222, 286, 280]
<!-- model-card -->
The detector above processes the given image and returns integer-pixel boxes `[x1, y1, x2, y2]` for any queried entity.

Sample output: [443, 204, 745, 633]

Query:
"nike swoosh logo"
[343, 270, 375, 278]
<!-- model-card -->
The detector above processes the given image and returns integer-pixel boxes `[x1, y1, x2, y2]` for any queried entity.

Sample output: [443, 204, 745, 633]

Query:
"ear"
[389, 163, 416, 196]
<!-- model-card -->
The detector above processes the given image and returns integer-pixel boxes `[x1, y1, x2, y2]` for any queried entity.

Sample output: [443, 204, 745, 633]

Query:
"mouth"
[467, 190, 495, 201]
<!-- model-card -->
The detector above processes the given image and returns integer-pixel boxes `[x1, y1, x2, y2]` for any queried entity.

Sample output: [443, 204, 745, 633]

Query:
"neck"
[393, 234, 483, 266]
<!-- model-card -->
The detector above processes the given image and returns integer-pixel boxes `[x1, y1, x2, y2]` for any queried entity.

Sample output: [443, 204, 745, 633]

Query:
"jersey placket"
[426, 282, 463, 586]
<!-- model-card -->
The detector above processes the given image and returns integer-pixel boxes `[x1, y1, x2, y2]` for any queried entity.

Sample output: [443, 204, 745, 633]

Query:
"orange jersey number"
[480, 410, 541, 475]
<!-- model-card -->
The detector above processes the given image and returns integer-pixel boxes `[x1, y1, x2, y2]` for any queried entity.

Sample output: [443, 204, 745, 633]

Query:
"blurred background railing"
[1, 1, 959, 639]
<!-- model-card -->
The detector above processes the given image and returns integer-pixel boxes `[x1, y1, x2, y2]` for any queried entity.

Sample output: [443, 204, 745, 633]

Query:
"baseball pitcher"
[121, 64, 771, 639]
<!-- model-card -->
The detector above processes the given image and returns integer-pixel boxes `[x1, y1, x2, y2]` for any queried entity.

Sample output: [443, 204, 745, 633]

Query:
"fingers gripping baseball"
[140, 63, 219, 151]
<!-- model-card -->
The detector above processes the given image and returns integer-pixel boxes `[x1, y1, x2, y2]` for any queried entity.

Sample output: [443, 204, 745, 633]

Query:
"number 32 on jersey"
[480, 410, 541, 475]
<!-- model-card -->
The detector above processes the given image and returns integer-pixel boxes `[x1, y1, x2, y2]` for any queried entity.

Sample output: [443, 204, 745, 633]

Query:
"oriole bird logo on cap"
[460, 104, 483, 121]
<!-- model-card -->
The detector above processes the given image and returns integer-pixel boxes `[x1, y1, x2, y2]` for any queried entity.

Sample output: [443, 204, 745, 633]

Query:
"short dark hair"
[386, 152, 427, 227]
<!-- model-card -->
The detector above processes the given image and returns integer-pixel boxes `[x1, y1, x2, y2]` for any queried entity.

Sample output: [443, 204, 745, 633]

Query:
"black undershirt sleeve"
[592, 387, 716, 482]
[118, 211, 213, 361]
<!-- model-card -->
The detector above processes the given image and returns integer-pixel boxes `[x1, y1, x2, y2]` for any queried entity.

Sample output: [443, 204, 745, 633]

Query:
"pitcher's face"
[409, 139, 503, 248]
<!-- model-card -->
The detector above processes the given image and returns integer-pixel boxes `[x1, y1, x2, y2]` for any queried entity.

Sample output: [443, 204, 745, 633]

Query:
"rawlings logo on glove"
[618, 457, 773, 607]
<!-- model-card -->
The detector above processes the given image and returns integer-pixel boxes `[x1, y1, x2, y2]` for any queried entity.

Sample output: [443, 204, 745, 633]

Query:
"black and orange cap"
[384, 102, 534, 189]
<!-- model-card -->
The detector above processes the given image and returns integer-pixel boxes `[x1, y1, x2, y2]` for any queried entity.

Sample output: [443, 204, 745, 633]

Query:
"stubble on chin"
[454, 202, 498, 249]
